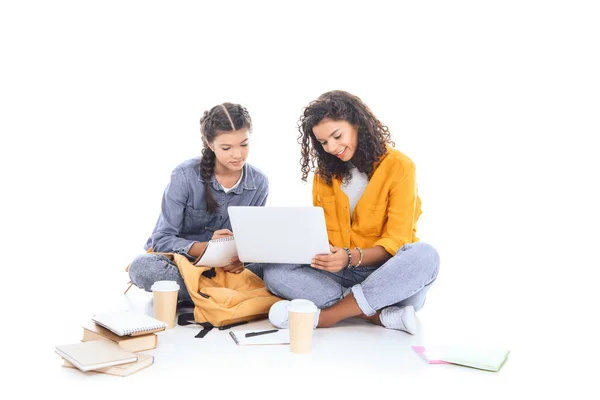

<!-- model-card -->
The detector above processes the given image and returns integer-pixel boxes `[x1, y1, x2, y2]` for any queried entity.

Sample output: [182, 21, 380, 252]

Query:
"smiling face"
[312, 118, 358, 162]
[209, 128, 250, 173]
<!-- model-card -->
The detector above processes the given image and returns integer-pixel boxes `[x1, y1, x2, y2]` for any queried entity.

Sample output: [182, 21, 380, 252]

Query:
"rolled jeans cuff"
[351, 284, 376, 317]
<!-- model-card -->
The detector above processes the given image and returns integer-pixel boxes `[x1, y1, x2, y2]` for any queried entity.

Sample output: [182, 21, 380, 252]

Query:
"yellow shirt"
[313, 146, 421, 255]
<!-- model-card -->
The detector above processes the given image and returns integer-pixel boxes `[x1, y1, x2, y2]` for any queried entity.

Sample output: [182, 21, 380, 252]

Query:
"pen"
[245, 329, 279, 338]
[205, 226, 217, 232]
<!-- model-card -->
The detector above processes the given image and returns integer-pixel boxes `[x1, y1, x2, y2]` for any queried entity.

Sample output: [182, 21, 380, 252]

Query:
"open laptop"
[228, 206, 331, 264]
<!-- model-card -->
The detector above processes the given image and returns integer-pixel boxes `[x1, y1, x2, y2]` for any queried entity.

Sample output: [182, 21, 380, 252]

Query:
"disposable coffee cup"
[151, 280, 180, 328]
[288, 299, 318, 354]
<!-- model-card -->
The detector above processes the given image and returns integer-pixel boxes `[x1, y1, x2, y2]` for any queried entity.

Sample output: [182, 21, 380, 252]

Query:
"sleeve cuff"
[374, 237, 401, 256]
[173, 241, 198, 262]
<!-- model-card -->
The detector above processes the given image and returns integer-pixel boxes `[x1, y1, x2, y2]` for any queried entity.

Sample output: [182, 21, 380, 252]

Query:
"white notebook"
[92, 311, 167, 337]
[195, 236, 238, 268]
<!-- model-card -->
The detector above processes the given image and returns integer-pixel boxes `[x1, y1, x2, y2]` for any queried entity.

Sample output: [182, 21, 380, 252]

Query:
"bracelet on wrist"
[343, 247, 353, 269]
[354, 247, 363, 268]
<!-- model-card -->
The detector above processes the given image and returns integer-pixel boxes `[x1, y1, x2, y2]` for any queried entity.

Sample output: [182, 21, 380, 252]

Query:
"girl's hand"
[211, 229, 233, 240]
[310, 245, 348, 273]
[222, 256, 244, 274]
[210, 230, 242, 272]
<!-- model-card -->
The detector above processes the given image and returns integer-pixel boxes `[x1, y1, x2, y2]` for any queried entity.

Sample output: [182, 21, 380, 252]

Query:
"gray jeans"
[248, 242, 440, 316]
[128, 254, 191, 301]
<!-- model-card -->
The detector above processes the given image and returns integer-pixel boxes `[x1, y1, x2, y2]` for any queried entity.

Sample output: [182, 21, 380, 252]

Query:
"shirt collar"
[198, 163, 257, 194]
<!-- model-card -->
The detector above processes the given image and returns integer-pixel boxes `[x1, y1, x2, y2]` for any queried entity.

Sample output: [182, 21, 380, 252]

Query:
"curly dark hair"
[199, 103, 252, 212]
[297, 90, 395, 184]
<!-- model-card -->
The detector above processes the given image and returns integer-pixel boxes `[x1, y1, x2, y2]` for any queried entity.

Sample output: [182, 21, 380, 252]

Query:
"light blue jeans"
[247, 242, 440, 316]
[128, 254, 191, 301]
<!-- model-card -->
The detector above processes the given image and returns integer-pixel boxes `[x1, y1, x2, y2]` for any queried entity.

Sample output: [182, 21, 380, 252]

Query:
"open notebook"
[92, 311, 167, 336]
[195, 236, 238, 268]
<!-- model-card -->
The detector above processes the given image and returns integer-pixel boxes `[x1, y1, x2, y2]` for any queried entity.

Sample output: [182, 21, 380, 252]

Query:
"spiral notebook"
[92, 311, 167, 337]
[195, 236, 238, 268]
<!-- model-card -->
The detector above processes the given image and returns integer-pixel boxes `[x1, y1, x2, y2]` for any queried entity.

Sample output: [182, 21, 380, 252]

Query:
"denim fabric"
[144, 158, 268, 258]
[128, 253, 191, 301]
[128, 158, 268, 297]
[252, 242, 440, 315]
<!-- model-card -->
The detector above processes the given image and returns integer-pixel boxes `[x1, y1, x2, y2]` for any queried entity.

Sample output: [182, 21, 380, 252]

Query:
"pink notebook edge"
[411, 345, 451, 364]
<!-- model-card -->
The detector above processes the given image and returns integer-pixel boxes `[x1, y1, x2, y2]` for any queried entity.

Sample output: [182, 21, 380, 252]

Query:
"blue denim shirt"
[144, 158, 269, 258]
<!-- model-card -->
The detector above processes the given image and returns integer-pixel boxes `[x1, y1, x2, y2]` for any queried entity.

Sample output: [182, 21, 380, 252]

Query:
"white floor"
[46, 290, 505, 393]
[21, 262, 595, 400]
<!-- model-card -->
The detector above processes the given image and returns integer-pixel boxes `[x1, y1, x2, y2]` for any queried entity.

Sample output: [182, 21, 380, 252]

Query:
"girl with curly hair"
[262, 90, 440, 334]
[127, 103, 269, 301]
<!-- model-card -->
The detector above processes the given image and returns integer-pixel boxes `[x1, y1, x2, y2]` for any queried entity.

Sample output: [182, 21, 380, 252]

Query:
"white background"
[1, 0, 599, 397]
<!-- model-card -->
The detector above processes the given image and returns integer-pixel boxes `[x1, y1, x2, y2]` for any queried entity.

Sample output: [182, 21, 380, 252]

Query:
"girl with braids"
[260, 90, 440, 335]
[128, 103, 269, 301]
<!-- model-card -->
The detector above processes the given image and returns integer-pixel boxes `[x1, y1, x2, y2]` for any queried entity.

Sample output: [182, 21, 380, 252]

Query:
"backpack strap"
[195, 324, 214, 338]
[178, 312, 215, 338]
[177, 312, 197, 326]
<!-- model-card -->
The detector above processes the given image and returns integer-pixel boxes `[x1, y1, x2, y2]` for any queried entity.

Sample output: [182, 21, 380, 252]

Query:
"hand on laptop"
[310, 245, 348, 273]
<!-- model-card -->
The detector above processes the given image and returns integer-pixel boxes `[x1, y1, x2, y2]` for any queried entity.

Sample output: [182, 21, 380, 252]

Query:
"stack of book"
[81, 322, 159, 352]
[55, 311, 167, 377]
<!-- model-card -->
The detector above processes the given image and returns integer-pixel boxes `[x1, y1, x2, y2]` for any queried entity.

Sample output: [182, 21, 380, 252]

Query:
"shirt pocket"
[319, 195, 340, 232]
[182, 206, 214, 233]
[356, 201, 387, 237]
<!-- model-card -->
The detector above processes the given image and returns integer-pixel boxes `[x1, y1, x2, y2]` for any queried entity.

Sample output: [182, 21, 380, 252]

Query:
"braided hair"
[297, 90, 394, 185]
[199, 103, 252, 212]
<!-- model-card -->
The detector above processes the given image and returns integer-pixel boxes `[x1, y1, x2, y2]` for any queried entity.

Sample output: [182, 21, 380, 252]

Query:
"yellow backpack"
[167, 253, 281, 337]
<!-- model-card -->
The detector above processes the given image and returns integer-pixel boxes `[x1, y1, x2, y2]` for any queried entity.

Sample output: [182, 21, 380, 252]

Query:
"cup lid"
[288, 299, 318, 313]
[151, 280, 180, 292]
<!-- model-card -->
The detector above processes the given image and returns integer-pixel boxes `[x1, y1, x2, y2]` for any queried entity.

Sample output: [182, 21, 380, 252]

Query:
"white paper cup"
[288, 299, 318, 354]
[151, 280, 180, 328]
